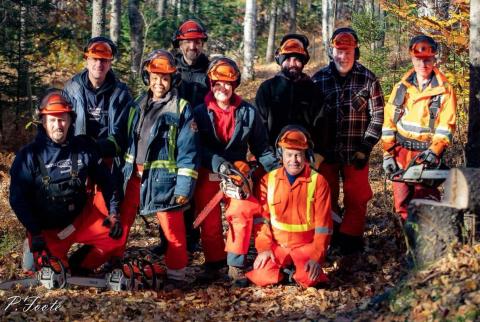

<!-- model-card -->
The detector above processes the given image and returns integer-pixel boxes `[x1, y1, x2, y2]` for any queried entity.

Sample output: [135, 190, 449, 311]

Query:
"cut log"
[443, 167, 480, 215]
[406, 199, 464, 268]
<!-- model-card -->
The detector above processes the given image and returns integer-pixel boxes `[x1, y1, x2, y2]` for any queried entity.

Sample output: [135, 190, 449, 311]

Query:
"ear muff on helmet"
[83, 36, 118, 60]
[35, 88, 76, 123]
[172, 19, 208, 48]
[275, 124, 315, 165]
[274, 33, 310, 65]
[207, 56, 241, 87]
[141, 49, 181, 87]
[328, 27, 360, 61]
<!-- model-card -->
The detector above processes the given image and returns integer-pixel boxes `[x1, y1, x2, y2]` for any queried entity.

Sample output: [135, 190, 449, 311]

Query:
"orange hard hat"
[279, 38, 308, 57]
[331, 32, 357, 49]
[39, 92, 73, 115]
[175, 19, 208, 41]
[146, 52, 177, 74]
[84, 41, 113, 60]
[277, 129, 309, 150]
[409, 40, 437, 58]
[207, 58, 240, 84]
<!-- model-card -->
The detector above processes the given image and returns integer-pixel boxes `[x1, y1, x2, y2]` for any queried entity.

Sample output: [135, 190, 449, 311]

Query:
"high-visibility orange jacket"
[382, 67, 456, 156]
[254, 166, 332, 263]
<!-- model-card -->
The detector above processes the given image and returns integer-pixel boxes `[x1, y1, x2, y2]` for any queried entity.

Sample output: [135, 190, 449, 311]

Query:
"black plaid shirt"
[312, 62, 384, 164]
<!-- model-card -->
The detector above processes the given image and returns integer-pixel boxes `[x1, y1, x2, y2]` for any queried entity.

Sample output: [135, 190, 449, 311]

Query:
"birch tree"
[110, 0, 121, 44]
[288, 0, 296, 33]
[128, 0, 144, 79]
[322, 0, 335, 61]
[467, 0, 480, 167]
[243, 0, 256, 80]
[266, 0, 278, 63]
[92, 0, 106, 37]
[157, 0, 166, 18]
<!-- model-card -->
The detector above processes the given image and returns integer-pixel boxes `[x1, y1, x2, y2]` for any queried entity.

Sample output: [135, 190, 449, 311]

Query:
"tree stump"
[405, 168, 480, 268]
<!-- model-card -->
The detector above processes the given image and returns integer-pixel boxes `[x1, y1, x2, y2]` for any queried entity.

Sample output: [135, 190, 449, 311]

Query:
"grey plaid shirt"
[312, 62, 384, 164]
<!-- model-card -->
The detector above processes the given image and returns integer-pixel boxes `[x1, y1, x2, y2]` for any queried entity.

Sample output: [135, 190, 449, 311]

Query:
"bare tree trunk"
[322, 0, 335, 62]
[128, 0, 144, 80]
[243, 0, 256, 81]
[188, 0, 196, 14]
[157, 0, 166, 18]
[467, 0, 480, 167]
[176, 0, 182, 21]
[335, 0, 350, 21]
[110, 0, 121, 45]
[266, 0, 277, 63]
[288, 0, 296, 33]
[92, 0, 107, 37]
[306, 0, 312, 11]
[374, 0, 385, 49]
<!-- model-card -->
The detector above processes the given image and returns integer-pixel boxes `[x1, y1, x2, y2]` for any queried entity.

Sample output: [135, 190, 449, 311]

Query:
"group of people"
[9, 18, 456, 290]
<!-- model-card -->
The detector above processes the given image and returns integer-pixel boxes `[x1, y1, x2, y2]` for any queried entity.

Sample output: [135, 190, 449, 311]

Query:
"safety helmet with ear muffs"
[207, 56, 241, 88]
[409, 34, 438, 58]
[35, 89, 76, 123]
[275, 124, 315, 164]
[83, 36, 118, 60]
[274, 33, 310, 65]
[141, 49, 181, 87]
[328, 27, 360, 61]
[172, 19, 208, 48]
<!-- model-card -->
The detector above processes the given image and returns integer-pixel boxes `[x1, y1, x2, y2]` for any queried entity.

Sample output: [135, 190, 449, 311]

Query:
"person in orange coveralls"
[246, 126, 333, 287]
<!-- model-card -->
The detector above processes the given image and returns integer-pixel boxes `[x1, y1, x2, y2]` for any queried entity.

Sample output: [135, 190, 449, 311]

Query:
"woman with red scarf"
[193, 57, 278, 286]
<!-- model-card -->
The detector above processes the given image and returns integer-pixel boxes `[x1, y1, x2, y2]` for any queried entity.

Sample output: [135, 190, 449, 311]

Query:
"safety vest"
[266, 168, 318, 233]
[124, 97, 193, 176]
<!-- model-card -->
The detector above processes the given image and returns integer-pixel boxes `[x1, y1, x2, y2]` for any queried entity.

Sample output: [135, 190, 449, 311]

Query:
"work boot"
[228, 266, 249, 288]
[164, 278, 190, 292]
[197, 261, 227, 284]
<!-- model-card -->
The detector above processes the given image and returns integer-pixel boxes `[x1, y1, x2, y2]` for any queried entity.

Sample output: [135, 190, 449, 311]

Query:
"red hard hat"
[207, 57, 241, 85]
[146, 52, 177, 74]
[39, 92, 73, 115]
[331, 32, 358, 49]
[175, 19, 207, 41]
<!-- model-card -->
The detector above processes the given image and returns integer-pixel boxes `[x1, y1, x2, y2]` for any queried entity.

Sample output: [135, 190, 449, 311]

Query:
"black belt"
[396, 133, 430, 151]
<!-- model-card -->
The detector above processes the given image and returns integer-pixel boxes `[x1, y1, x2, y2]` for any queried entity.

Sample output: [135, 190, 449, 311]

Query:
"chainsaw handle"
[218, 167, 252, 196]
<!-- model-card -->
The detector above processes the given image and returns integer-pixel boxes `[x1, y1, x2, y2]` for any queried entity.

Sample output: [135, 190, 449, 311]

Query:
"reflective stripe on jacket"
[122, 89, 200, 215]
[254, 166, 332, 262]
[382, 67, 456, 156]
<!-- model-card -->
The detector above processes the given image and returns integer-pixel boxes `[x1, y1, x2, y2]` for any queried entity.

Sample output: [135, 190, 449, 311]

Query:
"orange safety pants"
[120, 173, 188, 271]
[93, 177, 139, 259]
[392, 147, 441, 220]
[318, 163, 373, 237]
[194, 168, 261, 267]
[31, 196, 123, 270]
[246, 244, 328, 288]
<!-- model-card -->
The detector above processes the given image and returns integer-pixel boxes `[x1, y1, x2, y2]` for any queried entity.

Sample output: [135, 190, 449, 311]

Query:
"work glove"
[351, 151, 368, 169]
[218, 161, 234, 175]
[103, 213, 123, 239]
[175, 195, 189, 206]
[417, 149, 439, 166]
[30, 235, 47, 253]
[382, 156, 398, 176]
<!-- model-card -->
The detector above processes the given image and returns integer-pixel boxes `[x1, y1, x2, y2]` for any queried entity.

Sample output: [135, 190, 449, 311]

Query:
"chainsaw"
[389, 154, 450, 187]
[0, 249, 166, 291]
[193, 162, 257, 229]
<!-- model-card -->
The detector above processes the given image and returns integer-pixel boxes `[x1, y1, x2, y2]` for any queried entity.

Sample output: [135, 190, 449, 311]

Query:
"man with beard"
[10, 91, 123, 275]
[255, 34, 317, 147]
[172, 19, 210, 108]
[171, 19, 210, 253]
[312, 28, 384, 255]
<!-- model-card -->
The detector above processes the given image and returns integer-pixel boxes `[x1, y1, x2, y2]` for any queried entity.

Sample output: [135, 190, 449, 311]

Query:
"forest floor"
[0, 62, 479, 321]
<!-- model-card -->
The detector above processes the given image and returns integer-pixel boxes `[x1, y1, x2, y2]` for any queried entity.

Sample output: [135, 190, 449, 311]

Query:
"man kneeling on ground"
[246, 126, 333, 287]
[9, 90, 122, 275]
